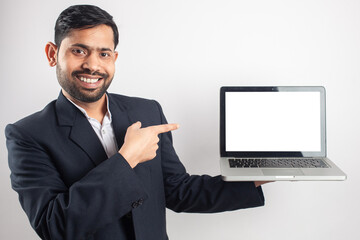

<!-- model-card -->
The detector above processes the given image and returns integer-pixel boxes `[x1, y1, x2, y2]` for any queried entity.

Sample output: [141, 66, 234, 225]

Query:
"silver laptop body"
[220, 86, 346, 181]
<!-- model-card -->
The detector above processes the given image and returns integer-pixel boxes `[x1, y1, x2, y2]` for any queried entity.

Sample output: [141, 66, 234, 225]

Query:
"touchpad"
[262, 169, 304, 176]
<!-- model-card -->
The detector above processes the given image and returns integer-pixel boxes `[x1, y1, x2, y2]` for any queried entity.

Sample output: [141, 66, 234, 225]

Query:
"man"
[6, 5, 266, 240]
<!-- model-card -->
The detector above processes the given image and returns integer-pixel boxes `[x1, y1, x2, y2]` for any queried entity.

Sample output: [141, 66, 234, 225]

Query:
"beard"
[56, 64, 113, 103]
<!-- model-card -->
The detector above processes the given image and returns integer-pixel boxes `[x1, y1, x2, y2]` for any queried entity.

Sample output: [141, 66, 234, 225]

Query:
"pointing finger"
[148, 123, 180, 134]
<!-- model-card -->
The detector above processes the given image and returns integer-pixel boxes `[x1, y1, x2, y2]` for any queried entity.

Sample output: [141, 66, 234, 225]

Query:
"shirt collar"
[65, 94, 112, 123]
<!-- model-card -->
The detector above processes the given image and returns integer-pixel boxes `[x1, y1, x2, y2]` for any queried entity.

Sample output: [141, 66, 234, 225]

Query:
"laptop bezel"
[220, 86, 326, 158]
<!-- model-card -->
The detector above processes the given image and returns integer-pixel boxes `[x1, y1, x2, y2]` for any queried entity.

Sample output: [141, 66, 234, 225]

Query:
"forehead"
[61, 24, 115, 50]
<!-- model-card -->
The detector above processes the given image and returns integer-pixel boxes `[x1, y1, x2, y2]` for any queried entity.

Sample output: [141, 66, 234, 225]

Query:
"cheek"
[60, 54, 82, 72]
[105, 63, 116, 75]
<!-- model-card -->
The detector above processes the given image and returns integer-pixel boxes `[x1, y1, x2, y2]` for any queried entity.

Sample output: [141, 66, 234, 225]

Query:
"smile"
[79, 76, 101, 84]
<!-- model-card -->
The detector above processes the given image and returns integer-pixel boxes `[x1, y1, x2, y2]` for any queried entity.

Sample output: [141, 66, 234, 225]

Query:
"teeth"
[79, 76, 100, 84]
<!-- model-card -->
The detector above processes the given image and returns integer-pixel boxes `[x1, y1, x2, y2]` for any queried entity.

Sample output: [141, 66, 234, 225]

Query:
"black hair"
[54, 5, 119, 49]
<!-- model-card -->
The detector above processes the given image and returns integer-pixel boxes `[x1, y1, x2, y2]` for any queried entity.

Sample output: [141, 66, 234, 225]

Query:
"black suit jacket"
[6, 92, 264, 240]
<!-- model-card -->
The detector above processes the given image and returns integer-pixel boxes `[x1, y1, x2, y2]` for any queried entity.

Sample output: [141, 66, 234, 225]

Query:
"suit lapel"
[108, 94, 131, 149]
[56, 92, 108, 166]
[69, 115, 108, 166]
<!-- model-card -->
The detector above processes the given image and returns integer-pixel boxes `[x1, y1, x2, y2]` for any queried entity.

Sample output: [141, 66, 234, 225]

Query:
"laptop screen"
[220, 87, 326, 157]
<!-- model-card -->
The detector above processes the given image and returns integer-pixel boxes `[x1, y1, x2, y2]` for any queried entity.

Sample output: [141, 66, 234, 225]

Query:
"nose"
[81, 53, 101, 74]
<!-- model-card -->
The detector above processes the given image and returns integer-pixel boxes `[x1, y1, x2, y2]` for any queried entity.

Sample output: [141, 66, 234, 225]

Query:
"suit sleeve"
[5, 124, 147, 240]
[155, 102, 265, 213]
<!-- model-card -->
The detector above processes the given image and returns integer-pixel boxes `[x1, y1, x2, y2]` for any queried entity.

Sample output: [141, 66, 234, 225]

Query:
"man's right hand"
[119, 121, 179, 168]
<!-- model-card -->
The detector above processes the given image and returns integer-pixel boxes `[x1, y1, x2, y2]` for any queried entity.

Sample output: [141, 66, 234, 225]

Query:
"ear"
[45, 42, 58, 67]
[114, 51, 119, 62]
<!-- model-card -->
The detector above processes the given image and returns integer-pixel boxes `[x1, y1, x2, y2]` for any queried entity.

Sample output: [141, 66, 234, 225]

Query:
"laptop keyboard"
[229, 158, 330, 168]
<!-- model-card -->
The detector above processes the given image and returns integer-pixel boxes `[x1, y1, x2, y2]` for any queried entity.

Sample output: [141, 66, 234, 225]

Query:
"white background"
[0, 0, 359, 239]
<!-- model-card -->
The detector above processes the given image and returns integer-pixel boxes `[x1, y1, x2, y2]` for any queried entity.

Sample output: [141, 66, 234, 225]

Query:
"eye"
[100, 52, 111, 58]
[72, 48, 86, 56]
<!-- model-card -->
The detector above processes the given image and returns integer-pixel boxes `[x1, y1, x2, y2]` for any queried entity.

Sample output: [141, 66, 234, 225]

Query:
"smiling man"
[46, 17, 118, 123]
[6, 5, 265, 240]
[51, 24, 116, 104]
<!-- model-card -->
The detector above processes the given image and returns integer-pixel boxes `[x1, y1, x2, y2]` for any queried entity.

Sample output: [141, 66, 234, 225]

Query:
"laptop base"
[220, 157, 347, 181]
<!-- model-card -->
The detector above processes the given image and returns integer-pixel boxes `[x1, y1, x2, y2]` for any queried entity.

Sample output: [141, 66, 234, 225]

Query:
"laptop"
[220, 86, 347, 181]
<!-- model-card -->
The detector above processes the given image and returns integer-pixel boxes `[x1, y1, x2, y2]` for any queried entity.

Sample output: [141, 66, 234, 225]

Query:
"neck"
[62, 90, 107, 124]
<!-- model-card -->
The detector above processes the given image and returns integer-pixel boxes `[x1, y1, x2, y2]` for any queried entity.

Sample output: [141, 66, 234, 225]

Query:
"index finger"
[148, 123, 180, 134]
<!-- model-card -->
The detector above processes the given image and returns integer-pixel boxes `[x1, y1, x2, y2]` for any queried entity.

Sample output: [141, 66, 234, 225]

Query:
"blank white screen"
[225, 92, 321, 152]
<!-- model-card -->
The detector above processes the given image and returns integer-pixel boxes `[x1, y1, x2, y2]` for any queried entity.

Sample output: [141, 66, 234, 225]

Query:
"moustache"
[72, 70, 108, 79]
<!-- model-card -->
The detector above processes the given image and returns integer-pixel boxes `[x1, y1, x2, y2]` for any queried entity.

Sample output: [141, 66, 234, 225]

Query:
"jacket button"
[132, 202, 139, 208]
[132, 199, 144, 208]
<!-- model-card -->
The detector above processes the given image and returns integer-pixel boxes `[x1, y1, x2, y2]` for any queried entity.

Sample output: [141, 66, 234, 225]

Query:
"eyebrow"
[71, 43, 114, 52]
